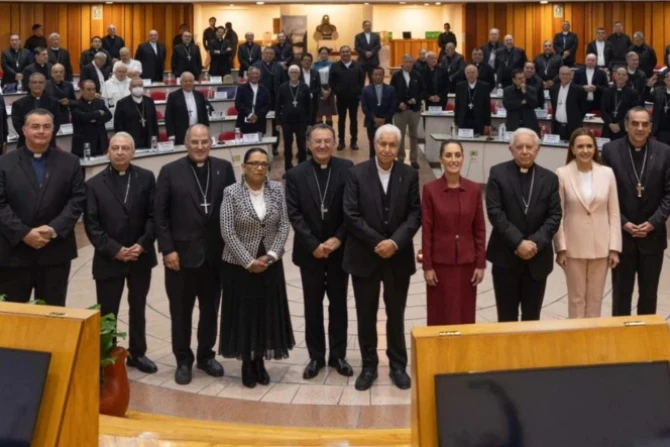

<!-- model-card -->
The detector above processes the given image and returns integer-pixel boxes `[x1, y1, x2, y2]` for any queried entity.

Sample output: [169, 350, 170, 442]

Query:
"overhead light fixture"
[436, 2, 441, 4]
[540, 0, 548, 3]
[256, 1, 264, 4]
[399, 1, 406, 4]
[105, 1, 113, 3]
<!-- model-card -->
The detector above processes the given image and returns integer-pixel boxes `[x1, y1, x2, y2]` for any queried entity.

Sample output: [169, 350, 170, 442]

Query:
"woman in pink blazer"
[554, 128, 622, 318]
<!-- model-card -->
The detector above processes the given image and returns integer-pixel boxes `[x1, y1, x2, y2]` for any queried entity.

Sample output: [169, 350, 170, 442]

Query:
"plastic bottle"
[234, 127, 242, 143]
[151, 136, 158, 150]
[450, 122, 456, 137]
[83, 142, 91, 161]
[498, 123, 506, 140]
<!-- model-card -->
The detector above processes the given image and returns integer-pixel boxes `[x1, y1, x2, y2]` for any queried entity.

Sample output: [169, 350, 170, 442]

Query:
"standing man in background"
[608, 22, 632, 70]
[354, 21, 381, 83]
[438, 22, 457, 61]
[135, 30, 166, 83]
[330, 46, 365, 151]
[553, 21, 578, 67]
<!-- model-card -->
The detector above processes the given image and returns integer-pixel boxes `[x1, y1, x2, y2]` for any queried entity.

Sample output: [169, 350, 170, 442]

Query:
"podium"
[410, 316, 670, 447]
[0, 302, 99, 446]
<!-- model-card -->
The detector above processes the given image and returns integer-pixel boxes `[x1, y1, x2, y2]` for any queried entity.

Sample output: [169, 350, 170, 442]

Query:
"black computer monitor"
[435, 362, 670, 447]
[402, 32, 412, 40]
[0, 347, 51, 447]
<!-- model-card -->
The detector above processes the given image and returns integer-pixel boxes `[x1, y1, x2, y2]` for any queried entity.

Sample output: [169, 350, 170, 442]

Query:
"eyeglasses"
[629, 121, 651, 128]
[245, 161, 269, 169]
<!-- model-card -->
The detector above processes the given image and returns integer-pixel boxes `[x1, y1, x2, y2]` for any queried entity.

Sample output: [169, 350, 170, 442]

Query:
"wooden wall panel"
[464, 2, 670, 67]
[0, 2, 193, 74]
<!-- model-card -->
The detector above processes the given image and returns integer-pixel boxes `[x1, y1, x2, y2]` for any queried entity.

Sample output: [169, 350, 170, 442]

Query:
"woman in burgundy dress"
[422, 140, 486, 325]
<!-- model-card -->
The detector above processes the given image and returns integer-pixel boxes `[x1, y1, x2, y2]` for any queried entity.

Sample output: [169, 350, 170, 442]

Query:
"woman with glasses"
[219, 148, 294, 388]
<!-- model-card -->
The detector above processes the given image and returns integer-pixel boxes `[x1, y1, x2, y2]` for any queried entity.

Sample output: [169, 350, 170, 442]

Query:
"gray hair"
[180, 71, 195, 81]
[119, 47, 130, 57]
[426, 51, 437, 58]
[288, 64, 300, 73]
[464, 64, 478, 74]
[247, 66, 260, 75]
[626, 51, 638, 60]
[445, 42, 455, 50]
[624, 106, 651, 127]
[94, 51, 107, 61]
[48, 32, 60, 41]
[402, 53, 413, 63]
[509, 128, 541, 148]
[633, 31, 644, 40]
[184, 124, 211, 144]
[307, 123, 336, 141]
[374, 124, 401, 143]
[113, 61, 128, 72]
[109, 132, 136, 151]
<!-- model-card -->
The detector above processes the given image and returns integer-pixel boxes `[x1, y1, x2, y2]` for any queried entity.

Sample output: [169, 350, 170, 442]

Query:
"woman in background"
[313, 47, 337, 129]
[422, 140, 486, 325]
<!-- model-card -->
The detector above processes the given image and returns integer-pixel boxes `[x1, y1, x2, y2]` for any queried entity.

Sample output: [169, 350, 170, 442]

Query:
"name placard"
[427, 106, 443, 113]
[215, 90, 228, 100]
[595, 137, 611, 149]
[495, 88, 503, 97]
[241, 133, 261, 143]
[209, 76, 223, 84]
[458, 128, 474, 139]
[59, 123, 73, 134]
[142, 79, 152, 87]
[543, 134, 561, 144]
[157, 141, 174, 151]
[501, 131, 512, 142]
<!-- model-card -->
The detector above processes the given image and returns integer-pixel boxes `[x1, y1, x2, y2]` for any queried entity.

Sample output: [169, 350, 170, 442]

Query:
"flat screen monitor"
[403, 32, 412, 39]
[435, 362, 670, 447]
[0, 347, 51, 447]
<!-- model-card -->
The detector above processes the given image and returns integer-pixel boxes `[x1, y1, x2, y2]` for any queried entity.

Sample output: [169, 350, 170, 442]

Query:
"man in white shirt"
[354, 21, 381, 83]
[573, 53, 608, 112]
[165, 72, 210, 145]
[586, 27, 611, 70]
[550, 65, 587, 140]
[103, 61, 130, 110]
[119, 47, 142, 76]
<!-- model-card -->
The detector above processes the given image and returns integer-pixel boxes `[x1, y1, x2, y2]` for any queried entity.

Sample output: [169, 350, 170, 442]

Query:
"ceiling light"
[399, 1, 406, 4]
[105, 1, 113, 3]
[540, 0, 548, 3]
[436, 2, 441, 4]
[256, 1, 264, 4]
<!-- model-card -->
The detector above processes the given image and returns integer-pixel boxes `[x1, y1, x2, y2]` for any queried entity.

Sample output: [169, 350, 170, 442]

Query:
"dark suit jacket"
[154, 156, 236, 269]
[329, 60, 366, 100]
[134, 42, 167, 82]
[649, 87, 670, 137]
[237, 43, 261, 75]
[0, 147, 86, 267]
[80, 62, 108, 93]
[300, 68, 322, 124]
[45, 80, 76, 126]
[553, 32, 579, 66]
[631, 44, 658, 78]
[503, 85, 539, 132]
[164, 89, 210, 145]
[481, 42, 503, 69]
[11, 94, 61, 148]
[208, 38, 232, 76]
[441, 53, 466, 92]
[526, 74, 545, 108]
[113, 95, 159, 149]
[601, 86, 639, 135]
[171, 43, 203, 79]
[273, 43, 294, 65]
[47, 48, 73, 81]
[496, 47, 528, 87]
[354, 32, 381, 68]
[251, 61, 286, 109]
[275, 81, 312, 125]
[423, 65, 449, 108]
[533, 53, 563, 82]
[21, 63, 52, 90]
[573, 67, 609, 110]
[473, 62, 496, 91]
[84, 164, 157, 280]
[485, 160, 561, 279]
[390, 69, 424, 112]
[361, 83, 397, 128]
[79, 48, 112, 74]
[102, 35, 125, 59]
[626, 69, 648, 100]
[454, 80, 492, 134]
[601, 138, 670, 253]
[0, 95, 6, 147]
[343, 159, 421, 278]
[1, 48, 31, 86]
[608, 33, 632, 65]
[286, 157, 354, 267]
[234, 83, 271, 133]
[587, 40, 614, 69]
[70, 99, 113, 157]
[550, 83, 587, 136]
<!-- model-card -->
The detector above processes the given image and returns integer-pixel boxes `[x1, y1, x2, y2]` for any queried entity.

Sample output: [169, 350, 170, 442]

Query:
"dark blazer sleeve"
[49, 157, 86, 238]
[0, 96, 7, 144]
[343, 168, 386, 248]
[472, 186, 487, 269]
[360, 87, 374, 121]
[137, 172, 157, 252]
[389, 169, 421, 249]
[486, 166, 525, 250]
[154, 166, 174, 255]
[503, 87, 523, 111]
[285, 171, 320, 254]
[84, 183, 122, 258]
[527, 173, 562, 252]
[149, 100, 159, 141]
[384, 86, 397, 121]
[648, 147, 670, 230]
[0, 166, 32, 246]
[421, 184, 435, 270]
[165, 94, 176, 138]
[600, 143, 630, 226]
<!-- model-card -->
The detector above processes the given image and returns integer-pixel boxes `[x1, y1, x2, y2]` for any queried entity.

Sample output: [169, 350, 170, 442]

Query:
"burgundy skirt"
[426, 263, 477, 326]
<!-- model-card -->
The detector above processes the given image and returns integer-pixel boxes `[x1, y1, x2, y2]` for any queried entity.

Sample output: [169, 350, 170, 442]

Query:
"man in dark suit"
[24, 24, 46, 53]
[441, 43, 465, 93]
[47, 33, 73, 81]
[0, 94, 6, 154]
[423, 51, 449, 110]
[523, 62, 545, 110]
[601, 68, 639, 140]
[438, 22, 458, 60]
[608, 22, 632, 70]
[154, 124, 236, 385]
[102, 24, 125, 61]
[2, 34, 31, 88]
[80, 52, 109, 94]
[343, 124, 421, 391]
[300, 53, 322, 127]
[285, 124, 354, 380]
[84, 132, 158, 374]
[480, 27, 502, 71]
[534, 40, 562, 87]
[412, 48, 428, 77]
[80, 37, 113, 75]
[601, 107, 670, 316]
[234, 66, 271, 135]
[70, 80, 113, 158]
[496, 35, 528, 88]
[114, 78, 159, 149]
[172, 24, 188, 48]
[276, 65, 312, 173]
[238, 32, 261, 78]
[354, 21, 381, 83]
[0, 109, 86, 305]
[486, 128, 561, 321]
[503, 69, 539, 133]
[361, 67, 397, 158]
[625, 51, 649, 100]
[471, 47, 496, 91]
[135, 30, 167, 83]
[553, 21, 578, 67]
[208, 27, 233, 77]
[273, 32, 294, 70]
[630, 31, 657, 78]
[390, 54, 424, 168]
[587, 27, 614, 70]
[203, 17, 217, 52]
[650, 73, 670, 145]
[11, 73, 60, 148]
[455, 65, 492, 136]
[171, 31, 202, 79]
[223, 22, 239, 64]
[329, 45, 366, 150]
[550, 66, 587, 140]
[21, 47, 52, 90]
[165, 72, 210, 145]
[252, 47, 285, 110]
[46, 63, 76, 126]
[573, 53, 609, 112]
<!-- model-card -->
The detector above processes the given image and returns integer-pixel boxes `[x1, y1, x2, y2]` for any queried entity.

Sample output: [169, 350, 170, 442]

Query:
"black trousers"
[362, 65, 375, 84]
[336, 96, 360, 145]
[95, 267, 152, 358]
[552, 121, 570, 141]
[352, 264, 410, 371]
[282, 121, 307, 172]
[299, 258, 349, 362]
[165, 262, 221, 366]
[366, 125, 377, 159]
[492, 265, 547, 322]
[0, 262, 71, 306]
[611, 248, 664, 316]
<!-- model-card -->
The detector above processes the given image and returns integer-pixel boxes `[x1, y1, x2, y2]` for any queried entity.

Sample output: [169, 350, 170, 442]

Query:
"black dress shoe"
[272, 148, 279, 156]
[254, 358, 270, 385]
[389, 369, 411, 390]
[337, 143, 345, 151]
[351, 143, 359, 150]
[242, 361, 256, 388]
[354, 368, 378, 391]
[302, 359, 325, 379]
[411, 161, 420, 169]
[175, 364, 192, 385]
[328, 358, 354, 377]
[127, 355, 158, 374]
[196, 358, 224, 377]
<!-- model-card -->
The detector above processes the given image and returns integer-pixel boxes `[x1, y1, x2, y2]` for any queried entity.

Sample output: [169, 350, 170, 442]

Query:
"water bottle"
[83, 142, 91, 161]
[450, 122, 456, 137]
[234, 127, 242, 143]
[151, 136, 158, 150]
[16, 82, 22, 93]
[498, 123, 506, 140]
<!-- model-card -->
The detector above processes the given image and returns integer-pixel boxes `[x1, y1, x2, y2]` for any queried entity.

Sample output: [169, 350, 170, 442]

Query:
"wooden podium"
[410, 316, 670, 447]
[0, 302, 99, 446]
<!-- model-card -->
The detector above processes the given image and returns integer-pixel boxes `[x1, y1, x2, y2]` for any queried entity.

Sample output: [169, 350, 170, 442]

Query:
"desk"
[82, 137, 277, 181]
[422, 111, 603, 164]
[428, 134, 569, 183]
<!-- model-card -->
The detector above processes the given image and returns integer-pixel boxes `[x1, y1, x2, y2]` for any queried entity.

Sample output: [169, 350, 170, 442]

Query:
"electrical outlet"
[470, 150, 479, 161]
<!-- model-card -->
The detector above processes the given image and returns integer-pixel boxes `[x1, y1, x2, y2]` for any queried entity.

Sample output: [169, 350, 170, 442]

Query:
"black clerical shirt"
[311, 157, 336, 237]
[628, 140, 647, 222]
[110, 164, 132, 206]
[516, 163, 535, 232]
[188, 157, 212, 214]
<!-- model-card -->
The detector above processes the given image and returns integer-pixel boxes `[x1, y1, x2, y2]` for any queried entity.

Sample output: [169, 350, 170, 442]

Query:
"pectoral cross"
[468, 103, 474, 109]
[321, 204, 328, 219]
[292, 100, 298, 107]
[636, 183, 644, 198]
[140, 117, 146, 127]
[665, 105, 669, 113]
[201, 200, 211, 213]
[612, 111, 618, 118]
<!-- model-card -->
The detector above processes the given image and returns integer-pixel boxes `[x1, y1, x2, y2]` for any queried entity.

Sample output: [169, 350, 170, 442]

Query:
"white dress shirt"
[150, 42, 158, 55]
[183, 90, 198, 126]
[249, 82, 258, 115]
[580, 170, 593, 206]
[94, 65, 106, 94]
[585, 68, 594, 102]
[302, 69, 312, 97]
[376, 157, 391, 193]
[555, 84, 570, 124]
[103, 76, 130, 108]
[402, 70, 410, 86]
[595, 41, 606, 67]
[123, 58, 143, 75]
[365, 32, 371, 45]
[344, 61, 352, 68]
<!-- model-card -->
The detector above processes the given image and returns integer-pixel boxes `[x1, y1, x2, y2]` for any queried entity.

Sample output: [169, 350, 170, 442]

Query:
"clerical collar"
[311, 157, 331, 169]
[24, 147, 50, 158]
[132, 95, 143, 104]
[51, 47, 59, 51]
[515, 162, 534, 174]
[468, 82, 476, 89]
[189, 157, 208, 168]
[628, 69, 635, 75]
[111, 164, 131, 175]
[290, 82, 299, 87]
[628, 140, 647, 153]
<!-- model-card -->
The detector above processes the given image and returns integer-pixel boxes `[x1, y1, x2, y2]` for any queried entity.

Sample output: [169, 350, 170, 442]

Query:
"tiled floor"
[65, 111, 670, 429]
